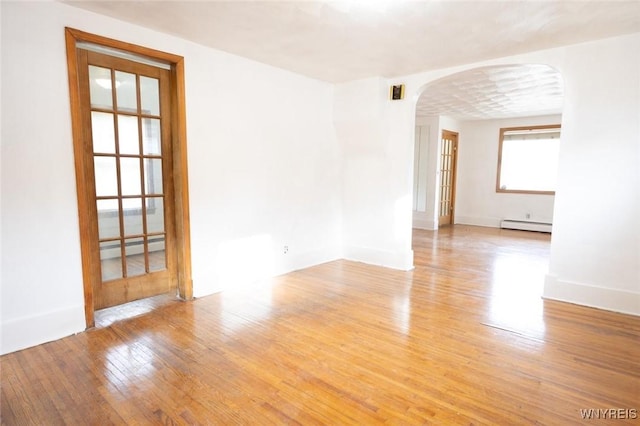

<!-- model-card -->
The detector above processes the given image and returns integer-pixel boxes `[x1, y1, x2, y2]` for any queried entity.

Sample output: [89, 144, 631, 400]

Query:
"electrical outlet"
[284, 245, 289, 254]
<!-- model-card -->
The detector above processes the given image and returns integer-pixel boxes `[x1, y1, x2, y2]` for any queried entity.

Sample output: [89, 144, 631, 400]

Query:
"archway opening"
[411, 64, 564, 242]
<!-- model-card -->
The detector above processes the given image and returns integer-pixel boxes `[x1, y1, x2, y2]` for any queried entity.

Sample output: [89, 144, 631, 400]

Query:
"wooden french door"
[76, 49, 177, 310]
[438, 130, 459, 227]
[66, 28, 192, 328]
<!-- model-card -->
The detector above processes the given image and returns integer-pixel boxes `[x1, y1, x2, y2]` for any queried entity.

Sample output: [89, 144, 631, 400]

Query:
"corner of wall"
[191, 244, 344, 299]
[344, 246, 414, 271]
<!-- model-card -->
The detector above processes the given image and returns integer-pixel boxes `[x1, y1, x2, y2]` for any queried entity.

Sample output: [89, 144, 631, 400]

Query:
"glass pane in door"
[124, 237, 146, 277]
[91, 112, 115, 153]
[88, 66, 113, 109]
[94, 157, 118, 197]
[118, 115, 140, 155]
[123, 198, 143, 236]
[146, 197, 165, 234]
[120, 158, 142, 196]
[149, 235, 166, 272]
[100, 240, 122, 281]
[97, 199, 120, 240]
[115, 71, 137, 112]
[142, 118, 161, 155]
[140, 76, 160, 116]
[144, 159, 163, 194]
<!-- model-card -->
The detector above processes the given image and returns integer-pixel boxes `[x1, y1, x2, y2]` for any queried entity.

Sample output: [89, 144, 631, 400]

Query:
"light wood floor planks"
[2, 226, 639, 424]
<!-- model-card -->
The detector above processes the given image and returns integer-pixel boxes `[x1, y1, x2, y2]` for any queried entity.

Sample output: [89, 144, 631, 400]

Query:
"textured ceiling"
[63, 0, 638, 119]
[416, 64, 564, 120]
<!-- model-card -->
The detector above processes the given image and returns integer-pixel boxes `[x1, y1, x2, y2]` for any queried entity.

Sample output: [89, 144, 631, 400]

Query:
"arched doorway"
[411, 64, 564, 237]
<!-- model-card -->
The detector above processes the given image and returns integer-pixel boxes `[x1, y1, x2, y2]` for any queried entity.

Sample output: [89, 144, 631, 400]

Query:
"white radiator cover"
[500, 219, 552, 233]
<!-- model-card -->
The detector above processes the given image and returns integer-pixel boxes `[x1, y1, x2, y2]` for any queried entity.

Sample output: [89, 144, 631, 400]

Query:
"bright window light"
[497, 125, 561, 194]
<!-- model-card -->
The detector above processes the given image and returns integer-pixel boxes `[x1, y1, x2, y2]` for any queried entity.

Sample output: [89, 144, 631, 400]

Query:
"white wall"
[337, 33, 639, 315]
[455, 115, 561, 228]
[334, 77, 414, 270]
[0, 1, 342, 354]
[543, 36, 640, 315]
[413, 124, 428, 211]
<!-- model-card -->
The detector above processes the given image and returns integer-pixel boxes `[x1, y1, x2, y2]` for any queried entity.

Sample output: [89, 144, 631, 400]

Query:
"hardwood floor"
[2, 226, 639, 424]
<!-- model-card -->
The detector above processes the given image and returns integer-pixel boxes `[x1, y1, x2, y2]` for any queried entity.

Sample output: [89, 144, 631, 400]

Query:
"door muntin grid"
[89, 65, 167, 281]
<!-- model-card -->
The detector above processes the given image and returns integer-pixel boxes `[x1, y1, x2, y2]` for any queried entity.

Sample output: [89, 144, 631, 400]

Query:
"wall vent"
[500, 219, 552, 233]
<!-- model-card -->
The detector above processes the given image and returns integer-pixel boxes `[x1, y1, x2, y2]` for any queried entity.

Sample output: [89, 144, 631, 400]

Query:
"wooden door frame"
[439, 129, 459, 227]
[65, 28, 193, 328]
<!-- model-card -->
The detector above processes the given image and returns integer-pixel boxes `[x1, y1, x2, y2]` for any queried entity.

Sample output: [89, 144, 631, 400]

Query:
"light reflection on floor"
[392, 294, 412, 335]
[103, 338, 157, 395]
[411, 226, 552, 347]
[221, 279, 275, 334]
[391, 277, 414, 336]
[487, 251, 548, 342]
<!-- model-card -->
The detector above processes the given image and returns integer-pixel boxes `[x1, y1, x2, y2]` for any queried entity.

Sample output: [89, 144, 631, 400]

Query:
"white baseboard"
[544, 274, 640, 316]
[1, 305, 86, 355]
[344, 245, 414, 271]
[501, 220, 552, 233]
[454, 216, 501, 228]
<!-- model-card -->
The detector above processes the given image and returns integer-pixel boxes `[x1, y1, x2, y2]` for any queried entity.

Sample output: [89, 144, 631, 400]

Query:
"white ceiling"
[64, 0, 640, 119]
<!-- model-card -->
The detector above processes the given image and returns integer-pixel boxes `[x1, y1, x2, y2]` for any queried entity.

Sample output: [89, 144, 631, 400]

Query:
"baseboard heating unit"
[500, 219, 552, 233]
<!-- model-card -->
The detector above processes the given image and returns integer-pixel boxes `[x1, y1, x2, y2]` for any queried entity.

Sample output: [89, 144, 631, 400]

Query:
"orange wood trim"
[65, 27, 183, 65]
[65, 29, 96, 328]
[172, 58, 193, 301]
[439, 129, 459, 227]
[446, 130, 459, 225]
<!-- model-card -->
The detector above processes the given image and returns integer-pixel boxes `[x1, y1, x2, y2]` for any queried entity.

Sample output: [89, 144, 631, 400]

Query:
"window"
[496, 125, 560, 194]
